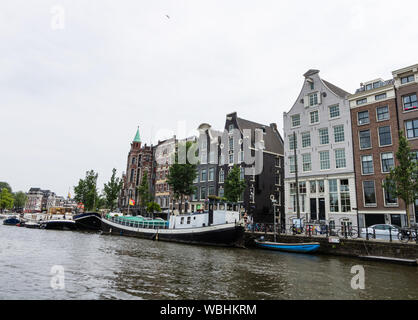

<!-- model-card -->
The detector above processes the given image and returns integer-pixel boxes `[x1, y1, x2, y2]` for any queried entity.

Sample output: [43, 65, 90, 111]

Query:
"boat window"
[187, 217, 191, 224]
[180, 217, 184, 224]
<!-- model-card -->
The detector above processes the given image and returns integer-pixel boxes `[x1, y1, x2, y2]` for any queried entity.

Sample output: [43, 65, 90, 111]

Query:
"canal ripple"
[0, 224, 417, 300]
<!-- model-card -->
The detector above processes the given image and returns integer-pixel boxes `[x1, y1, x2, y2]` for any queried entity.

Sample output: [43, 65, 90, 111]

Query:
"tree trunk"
[180, 195, 184, 215]
[405, 204, 411, 228]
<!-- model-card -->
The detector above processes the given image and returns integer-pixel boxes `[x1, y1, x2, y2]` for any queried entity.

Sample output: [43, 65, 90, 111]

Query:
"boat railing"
[106, 215, 168, 230]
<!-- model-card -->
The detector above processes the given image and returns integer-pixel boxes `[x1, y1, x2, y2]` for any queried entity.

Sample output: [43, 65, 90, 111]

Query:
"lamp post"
[271, 195, 277, 242]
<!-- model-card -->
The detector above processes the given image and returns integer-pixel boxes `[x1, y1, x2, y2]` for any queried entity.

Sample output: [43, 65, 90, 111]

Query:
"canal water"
[0, 223, 417, 300]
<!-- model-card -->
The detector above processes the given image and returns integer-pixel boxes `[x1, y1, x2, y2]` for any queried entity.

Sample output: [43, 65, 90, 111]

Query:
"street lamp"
[270, 195, 277, 242]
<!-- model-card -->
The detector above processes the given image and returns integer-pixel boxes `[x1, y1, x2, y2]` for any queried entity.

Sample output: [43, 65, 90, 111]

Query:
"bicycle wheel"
[350, 229, 359, 239]
[398, 232, 410, 243]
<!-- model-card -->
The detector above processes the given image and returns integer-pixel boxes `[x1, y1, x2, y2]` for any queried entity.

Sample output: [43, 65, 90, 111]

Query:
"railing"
[106, 216, 169, 230]
[246, 222, 418, 244]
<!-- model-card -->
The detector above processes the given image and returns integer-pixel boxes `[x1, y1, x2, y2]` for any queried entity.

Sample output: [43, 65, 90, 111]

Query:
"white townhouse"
[283, 69, 357, 229]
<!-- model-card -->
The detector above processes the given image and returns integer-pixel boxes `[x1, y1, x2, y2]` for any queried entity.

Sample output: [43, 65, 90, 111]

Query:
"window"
[310, 181, 316, 193]
[302, 132, 311, 148]
[132, 157, 136, 165]
[381, 152, 394, 173]
[193, 188, 198, 200]
[319, 128, 329, 145]
[376, 106, 389, 121]
[229, 137, 234, 150]
[239, 151, 244, 162]
[401, 75, 415, 84]
[229, 124, 234, 132]
[378, 126, 392, 146]
[193, 170, 199, 183]
[200, 150, 207, 164]
[329, 179, 339, 212]
[334, 125, 345, 143]
[289, 134, 297, 150]
[201, 138, 207, 150]
[309, 93, 318, 106]
[329, 105, 340, 119]
[219, 187, 224, 198]
[402, 94, 418, 111]
[289, 156, 296, 173]
[208, 185, 215, 196]
[240, 167, 244, 180]
[219, 170, 224, 183]
[302, 153, 311, 172]
[363, 181, 376, 206]
[310, 111, 319, 124]
[310, 82, 314, 90]
[208, 168, 215, 181]
[340, 180, 351, 212]
[275, 157, 281, 167]
[319, 151, 330, 170]
[383, 181, 398, 206]
[201, 169, 207, 181]
[357, 98, 367, 105]
[187, 217, 191, 224]
[375, 93, 387, 101]
[200, 187, 206, 200]
[359, 130, 371, 149]
[318, 180, 325, 193]
[361, 155, 374, 174]
[366, 84, 373, 90]
[411, 151, 418, 162]
[358, 111, 370, 125]
[291, 114, 301, 127]
[405, 119, 418, 139]
[335, 149, 346, 168]
[209, 151, 215, 164]
[229, 154, 234, 164]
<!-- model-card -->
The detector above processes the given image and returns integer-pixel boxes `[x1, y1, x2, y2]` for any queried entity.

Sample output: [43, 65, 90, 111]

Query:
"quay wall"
[244, 232, 418, 260]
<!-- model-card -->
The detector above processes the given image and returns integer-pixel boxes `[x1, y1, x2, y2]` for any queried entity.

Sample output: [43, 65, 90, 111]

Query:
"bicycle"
[397, 228, 417, 243]
[289, 224, 304, 235]
[337, 227, 359, 239]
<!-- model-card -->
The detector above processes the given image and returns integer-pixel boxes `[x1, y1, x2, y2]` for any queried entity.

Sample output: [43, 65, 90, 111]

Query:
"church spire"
[133, 127, 141, 143]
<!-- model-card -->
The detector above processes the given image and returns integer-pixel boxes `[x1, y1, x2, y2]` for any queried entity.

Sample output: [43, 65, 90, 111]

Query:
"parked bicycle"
[337, 226, 358, 239]
[397, 228, 417, 243]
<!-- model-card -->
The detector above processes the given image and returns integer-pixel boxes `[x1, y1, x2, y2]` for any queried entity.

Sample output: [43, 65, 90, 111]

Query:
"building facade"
[349, 78, 406, 227]
[119, 128, 154, 215]
[392, 63, 418, 225]
[219, 112, 284, 224]
[283, 69, 357, 229]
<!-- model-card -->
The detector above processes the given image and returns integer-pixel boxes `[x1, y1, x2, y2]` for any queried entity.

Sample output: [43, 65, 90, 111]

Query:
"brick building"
[349, 78, 407, 227]
[119, 127, 154, 215]
[392, 63, 418, 225]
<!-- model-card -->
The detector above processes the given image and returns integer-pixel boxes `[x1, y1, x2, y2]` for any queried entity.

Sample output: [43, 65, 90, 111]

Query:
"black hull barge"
[73, 212, 102, 231]
[101, 201, 245, 247]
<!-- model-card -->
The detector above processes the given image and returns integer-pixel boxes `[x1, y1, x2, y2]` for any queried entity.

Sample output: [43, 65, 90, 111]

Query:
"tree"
[74, 170, 99, 211]
[13, 191, 27, 209]
[0, 182, 12, 193]
[383, 132, 418, 227]
[167, 141, 197, 214]
[146, 202, 161, 218]
[224, 165, 247, 203]
[137, 170, 151, 214]
[103, 168, 123, 211]
[0, 188, 14, 212]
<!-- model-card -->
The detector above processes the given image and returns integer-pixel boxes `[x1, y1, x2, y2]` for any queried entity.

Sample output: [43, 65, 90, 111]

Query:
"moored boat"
[73, 212, 102, 231]
[3, 216, 21, 226]
[101, 201, 245, 247]
[254, 239, 320, 253]
[39, 214, 77, 230]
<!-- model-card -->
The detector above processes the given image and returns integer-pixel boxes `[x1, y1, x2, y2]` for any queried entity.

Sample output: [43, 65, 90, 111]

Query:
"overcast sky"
[1, 0, 418, 197]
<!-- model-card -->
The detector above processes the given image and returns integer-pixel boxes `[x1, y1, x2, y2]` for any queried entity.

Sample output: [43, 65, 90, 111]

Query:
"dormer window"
[366, 84, 372, 91]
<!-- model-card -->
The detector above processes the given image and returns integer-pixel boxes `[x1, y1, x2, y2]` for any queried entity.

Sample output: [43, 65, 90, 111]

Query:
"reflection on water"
[0, 224, 417, 300]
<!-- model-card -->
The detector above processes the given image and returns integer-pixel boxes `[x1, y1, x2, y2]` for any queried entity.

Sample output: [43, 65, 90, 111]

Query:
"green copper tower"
[133, 127, 141, 143]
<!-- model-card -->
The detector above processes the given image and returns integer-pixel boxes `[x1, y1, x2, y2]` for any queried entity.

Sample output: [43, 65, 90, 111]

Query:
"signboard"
[328, 237, 340, 244]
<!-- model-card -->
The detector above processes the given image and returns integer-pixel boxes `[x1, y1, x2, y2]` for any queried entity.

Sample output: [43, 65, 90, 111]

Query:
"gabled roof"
[322, 79, 350, 98]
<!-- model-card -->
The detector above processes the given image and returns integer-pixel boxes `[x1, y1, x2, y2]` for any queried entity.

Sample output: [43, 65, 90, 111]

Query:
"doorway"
[318, 198, 325, 221]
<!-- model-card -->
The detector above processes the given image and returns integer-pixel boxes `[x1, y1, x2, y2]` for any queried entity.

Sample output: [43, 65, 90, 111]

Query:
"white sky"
[1, 0, 418, 196]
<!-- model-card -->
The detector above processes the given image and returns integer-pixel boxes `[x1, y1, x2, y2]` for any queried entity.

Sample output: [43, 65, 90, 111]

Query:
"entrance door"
[318, 198, 325, 221]
[310, 198, 317, 221]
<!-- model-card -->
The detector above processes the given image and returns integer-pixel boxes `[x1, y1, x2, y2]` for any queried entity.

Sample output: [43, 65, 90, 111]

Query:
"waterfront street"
[1, 224, 417, 300]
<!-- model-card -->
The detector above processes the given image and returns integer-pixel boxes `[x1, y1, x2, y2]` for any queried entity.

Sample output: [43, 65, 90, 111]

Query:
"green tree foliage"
[74, 170, 99, 211]
[13, 191, 27, 209]
[0, 188, 14, 212]
[224, 165, 247, 203]
[383, 132, 418, 227]
[103, 168, 123, 211]
[137, 170, 151, 212]
[167, 141, 197, 214]
[146, 202, 161, 217]
[0, 182, 12, 193]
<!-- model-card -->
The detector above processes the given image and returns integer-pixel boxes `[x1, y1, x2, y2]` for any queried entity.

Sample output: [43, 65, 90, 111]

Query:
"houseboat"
[101, 201, 245, 247]
[73, 212, 102, 231]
